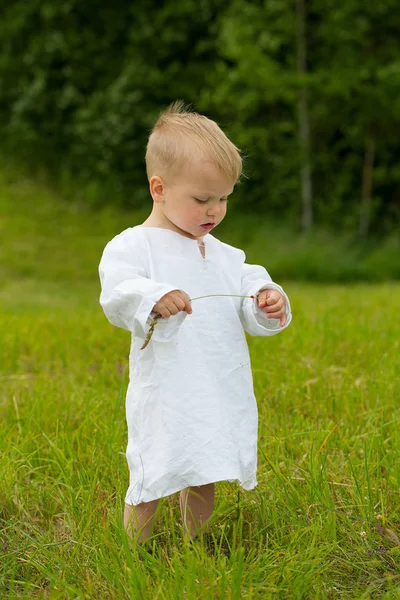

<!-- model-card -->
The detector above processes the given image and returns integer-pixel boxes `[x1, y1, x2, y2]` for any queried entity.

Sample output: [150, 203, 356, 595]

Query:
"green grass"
[1, 172, 400, 599]
[1, 165, 399, 285]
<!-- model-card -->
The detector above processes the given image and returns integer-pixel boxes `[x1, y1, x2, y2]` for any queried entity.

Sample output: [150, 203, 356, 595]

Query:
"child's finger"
[173, 297, 187, 314]
[260, 292, 280, 308]
[157, 305, 172, 317]
[184, 299, 193, 314]
[264, 298, 282, 311]
[178, 292, 192, 314]
[266, 293, 281, 306]
[265, 301, 286, 318]
[158, 297, 185, 317]
[257, 292, 269, 307]
[266, 305, 282, 314]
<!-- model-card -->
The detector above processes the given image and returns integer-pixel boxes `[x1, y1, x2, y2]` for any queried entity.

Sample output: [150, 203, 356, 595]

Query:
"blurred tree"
[309, 0, 400, 236]
[70, 0, 229, 201]
[198, 0, 300, 219]
[0, 0, 228, 202]
[199, 0, 316, 228]
[295, 0, 313, 230]
[1, 1, 133, 157]
[0, 0, 399, 234]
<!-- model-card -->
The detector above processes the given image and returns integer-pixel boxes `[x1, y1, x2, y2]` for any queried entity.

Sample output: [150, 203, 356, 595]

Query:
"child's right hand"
[153, 290, 192, 318]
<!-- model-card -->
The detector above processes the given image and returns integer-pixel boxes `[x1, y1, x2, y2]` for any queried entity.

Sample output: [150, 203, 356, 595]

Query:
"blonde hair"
[145, 100, 242, 183]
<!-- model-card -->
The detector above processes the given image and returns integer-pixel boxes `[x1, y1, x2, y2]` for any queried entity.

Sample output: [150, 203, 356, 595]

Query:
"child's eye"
[193, 197, 229, 204]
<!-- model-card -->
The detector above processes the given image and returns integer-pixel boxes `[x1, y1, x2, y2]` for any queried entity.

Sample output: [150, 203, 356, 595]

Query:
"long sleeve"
[240, 262, 292, 337]
[99, 231, 186, 342]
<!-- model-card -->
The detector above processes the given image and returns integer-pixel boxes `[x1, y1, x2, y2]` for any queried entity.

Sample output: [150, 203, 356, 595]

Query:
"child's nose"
[207, 201, 222, 216]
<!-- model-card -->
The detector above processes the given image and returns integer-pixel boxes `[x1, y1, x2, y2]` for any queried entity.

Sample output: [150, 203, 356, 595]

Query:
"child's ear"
[150, 175, 165, 203]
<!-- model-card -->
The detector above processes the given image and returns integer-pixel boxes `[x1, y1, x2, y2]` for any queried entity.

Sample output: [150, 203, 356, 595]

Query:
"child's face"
[152, 160, 234, 240]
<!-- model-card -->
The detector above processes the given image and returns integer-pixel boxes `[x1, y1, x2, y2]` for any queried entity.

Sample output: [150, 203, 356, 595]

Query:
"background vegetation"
[1, 3, 400, 597]
[1, 173, 400, 599]
[1, 0, 400, 240]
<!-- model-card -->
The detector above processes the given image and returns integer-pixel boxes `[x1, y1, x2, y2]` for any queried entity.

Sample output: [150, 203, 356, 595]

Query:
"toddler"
[99, 101, 292, 547]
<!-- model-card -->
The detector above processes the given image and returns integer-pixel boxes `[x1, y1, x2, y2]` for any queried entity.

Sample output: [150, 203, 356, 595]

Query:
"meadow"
[1, 174, 400, 599]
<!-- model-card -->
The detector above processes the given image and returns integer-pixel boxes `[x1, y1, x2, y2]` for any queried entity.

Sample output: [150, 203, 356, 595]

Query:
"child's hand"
[153, 290, 192, 318]
[257, 290, 287, 327]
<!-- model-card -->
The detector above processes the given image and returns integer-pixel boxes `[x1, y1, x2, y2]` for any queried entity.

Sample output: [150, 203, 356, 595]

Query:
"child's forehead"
[180, 159, 234, 193]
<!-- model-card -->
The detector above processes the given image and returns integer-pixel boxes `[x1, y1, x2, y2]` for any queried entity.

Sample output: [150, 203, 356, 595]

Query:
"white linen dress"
[99, 227, 292, 505]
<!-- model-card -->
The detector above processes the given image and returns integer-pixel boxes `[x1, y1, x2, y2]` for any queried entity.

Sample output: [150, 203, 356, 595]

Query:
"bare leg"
[179, 483, 215, 540]
[124, 500, 159, 544]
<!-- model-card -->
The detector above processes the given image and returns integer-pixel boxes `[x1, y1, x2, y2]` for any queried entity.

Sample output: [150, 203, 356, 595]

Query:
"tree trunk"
[359, 130, 375, 238]
[295, 0, 313, 230]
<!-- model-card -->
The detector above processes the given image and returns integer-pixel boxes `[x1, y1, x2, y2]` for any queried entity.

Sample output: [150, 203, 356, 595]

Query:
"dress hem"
[124, 475, 258, 506]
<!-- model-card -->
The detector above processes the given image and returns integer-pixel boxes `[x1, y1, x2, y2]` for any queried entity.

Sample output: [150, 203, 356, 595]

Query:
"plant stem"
[190, 294, 255, 301]
[141, 294, 255, 350]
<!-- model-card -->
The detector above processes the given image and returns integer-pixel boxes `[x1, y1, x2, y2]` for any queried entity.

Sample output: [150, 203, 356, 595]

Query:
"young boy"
[99, 101, 292, 546]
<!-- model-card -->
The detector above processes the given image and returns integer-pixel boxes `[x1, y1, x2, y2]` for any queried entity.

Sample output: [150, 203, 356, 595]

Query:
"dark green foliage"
[0, 0, 399, 234]
[0, 1, 227, 199]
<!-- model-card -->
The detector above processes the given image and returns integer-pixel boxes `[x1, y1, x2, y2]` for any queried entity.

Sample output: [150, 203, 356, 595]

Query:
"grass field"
[1, 174, 400, 599]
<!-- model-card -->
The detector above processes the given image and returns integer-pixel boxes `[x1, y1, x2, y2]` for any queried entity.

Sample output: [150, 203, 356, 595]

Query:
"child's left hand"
[257, 290, 287, 327]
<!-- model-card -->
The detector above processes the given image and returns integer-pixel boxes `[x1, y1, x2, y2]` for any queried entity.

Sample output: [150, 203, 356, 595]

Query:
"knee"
[192, 482, 214, 492]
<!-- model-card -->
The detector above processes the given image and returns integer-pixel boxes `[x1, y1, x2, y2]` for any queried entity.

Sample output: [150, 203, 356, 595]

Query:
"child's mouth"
[201, 223, 215, 230]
